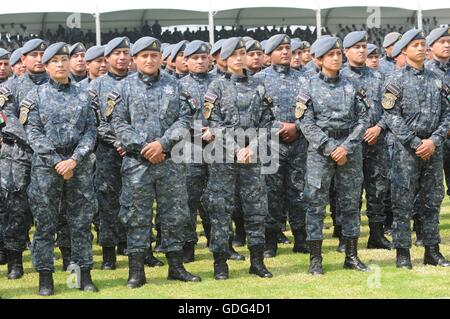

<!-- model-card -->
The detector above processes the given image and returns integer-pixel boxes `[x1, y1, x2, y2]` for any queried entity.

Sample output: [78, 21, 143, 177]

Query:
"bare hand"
[55, 159, 77, 176]
[364, 125, 382, 145]
[149, 153, 165, 164]
[416, 139, 436, 160]
[331, 146, 348, 162]
[236, 147, 254, 164]
[201, 127, 214, 142]
[63, 170, 74, 180]
[117, 146, 127, 157]
[141, 141, 163, 161]
[278, 122, 298, 143]
[337, 156, 348, 166]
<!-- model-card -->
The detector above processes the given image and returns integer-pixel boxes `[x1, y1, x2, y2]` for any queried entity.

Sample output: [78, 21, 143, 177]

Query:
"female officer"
[297, 36, 370, 275]
[203, 37, 274, 280]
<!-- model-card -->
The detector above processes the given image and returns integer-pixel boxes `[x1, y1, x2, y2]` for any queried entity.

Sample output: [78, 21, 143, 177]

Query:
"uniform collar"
[166, 68, 174, 75]
[432, 58, 450, 71]
[349, 64, 367, 75]
[319, 71, 340, 83]
[386, 55, 395, 63]
[0, 77, 7, 84]
[70, 72, 87, 83]
[271, 64, 291, 74]
[405, 63, 424, 76]
[224, 69, 248, 82]
[138, 71, 160, 86]
[175, 72, 188, 79]
[27, 71, 48, 85]
[49, 78, 71, 91]
[189, 72, 208, 80]
[108, 71, 127, 81]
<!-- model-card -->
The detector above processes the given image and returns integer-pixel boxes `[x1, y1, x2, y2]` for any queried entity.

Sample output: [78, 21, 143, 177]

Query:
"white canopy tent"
[0, 0, 449, 44]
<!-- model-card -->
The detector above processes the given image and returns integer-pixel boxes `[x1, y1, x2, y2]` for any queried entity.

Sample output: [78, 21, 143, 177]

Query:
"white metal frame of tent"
[0, 0, 448, 45]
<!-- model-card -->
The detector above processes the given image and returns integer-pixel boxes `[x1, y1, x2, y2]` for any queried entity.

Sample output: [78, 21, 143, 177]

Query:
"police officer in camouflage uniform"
[425, 27, 450, 197]
[255, 34, 309, 257]
[24, 42, 98, 296]
[203, 37, 274, 280]
[69, 42, 87, 83]
[78, 45, 108, 91]
[0, 39, 49, 280]
[0, 49, 10, 84]
[9, 48, 26, 79]
[171, 40, 189, 80]
[89, 37, 130, 270]
[111, 37, 201, 288]
[209, 39, 227, 80]
[379, 32, 402, 76]
[297, 36, 370, 275]
[341, 31, 392, 250]
[179, 40, 214, 262]
[0, 48, 10, 266]
[383, 29, 450, 269]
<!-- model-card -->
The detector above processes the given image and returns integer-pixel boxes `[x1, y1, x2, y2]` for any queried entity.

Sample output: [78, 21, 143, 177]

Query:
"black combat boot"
[59, 247, 71, 271]
[39, 271, 54, 296]
[336, 236, 346, 253]
[167, 251, 201, 282]
[0, 244, 6, 265]
[308, 240, 324, 275]
[202, 221, 211, 247]
[80, 269, 98, 292]
[343, 238, 369, 272]
[101, 246, 116, 270]
[414, 217, 424, 247]
[117, 242, 127, 256]
[127, 252, 147, 288]
[396, 248, 412, 269]
[213, 252, 229, 280]
[6, 250, 24, 279]
[367, 222, 392, 250]
[183, 242, 196, 263]
[424, 245, 450, 267]
[228, 238, 245, 261]
[277, 230, 291, 244]
[263, 229, 278, 258]
[249, 245, 273, 278]
[232, 217, 246, 247]
[292, 227, 309, 253]
[145, 246, 164, 267]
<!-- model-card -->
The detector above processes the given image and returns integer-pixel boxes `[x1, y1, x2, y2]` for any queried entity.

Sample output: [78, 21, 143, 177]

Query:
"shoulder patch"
[204, 91, 218, 104]
[105, 91, 121, 117]
[19, 98, 34, 125]
[263, 96, 273, 107]
[295, 93, 311, 119]
[385, 83, 401, 97]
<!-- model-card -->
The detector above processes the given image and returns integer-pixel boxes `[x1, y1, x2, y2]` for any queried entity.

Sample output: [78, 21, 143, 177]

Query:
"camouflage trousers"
[28, 155, 96, 272]
[185, 163, 209, 244]
[119, 157, 189, 254]
[443, 137, 450, 196]
[265, 137, 308, 233]
[304, 144, 363, 241]
[361, 137, 389, 224]
[390, 140, 444, 248]
[0, 189, 30, 252]
[203, 163, 268, 254]
[96, 144, 126, 247]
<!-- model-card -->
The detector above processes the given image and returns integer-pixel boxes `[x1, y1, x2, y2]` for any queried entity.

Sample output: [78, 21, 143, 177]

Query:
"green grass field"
[2, 199, 450, 299]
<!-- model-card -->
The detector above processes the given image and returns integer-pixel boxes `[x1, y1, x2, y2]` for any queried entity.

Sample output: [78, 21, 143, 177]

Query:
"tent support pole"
[95, 11, 101, 45]
[316, 8, 322, 38]
[208, 11, 215, 45]
[417, 7, 423, 30]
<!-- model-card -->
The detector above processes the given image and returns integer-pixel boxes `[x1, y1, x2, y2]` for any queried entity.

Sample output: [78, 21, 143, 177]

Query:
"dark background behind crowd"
[0, 16, 441, 53]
